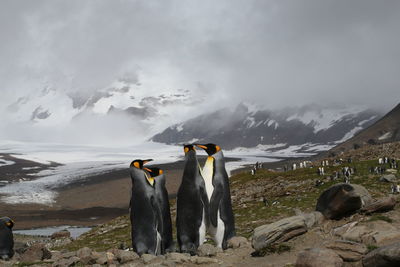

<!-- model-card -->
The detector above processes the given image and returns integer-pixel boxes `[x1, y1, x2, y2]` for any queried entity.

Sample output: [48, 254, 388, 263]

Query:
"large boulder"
[316, 183, 372, 219]
[362, 241, 400, 267]
[295, 248, 343, 267]
[252, 215, 307, 251]
[379, 174, 397, 183]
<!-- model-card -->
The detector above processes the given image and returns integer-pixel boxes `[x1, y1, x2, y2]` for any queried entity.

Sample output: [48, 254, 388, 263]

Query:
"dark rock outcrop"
[316, 183, 372, 219]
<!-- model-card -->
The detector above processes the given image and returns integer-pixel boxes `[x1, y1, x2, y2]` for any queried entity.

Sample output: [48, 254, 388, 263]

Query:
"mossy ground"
[57, 158, 398, 251]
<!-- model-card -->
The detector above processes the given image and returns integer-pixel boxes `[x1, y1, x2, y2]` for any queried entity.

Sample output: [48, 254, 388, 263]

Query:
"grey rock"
[166, 252, 190, 263]
[76, 247, 95, 265]
[141, 253, 158, 264]
[379, 174, 397, 183]
[190, 255, 219, 264]
[340, 220, 400, 246]
[96, 254, 109, 265]
[303, 211, 324, 228]
[50, 251, 63, 261]
[316, 183, 372, 219]
[362, 241, 400, 267]
[324, 240, 367, 262]
[361, 196, 396, 214]
[117, 250, 140, 264]
[197, 244, 220, 257]
[227, 236, 250, 248]
[252, 215, 307, 251]
[53, 256, 80, 267]
[20, 243, 52, 263]
[60, 251, 76, 258]
[295, 248, 343, 267]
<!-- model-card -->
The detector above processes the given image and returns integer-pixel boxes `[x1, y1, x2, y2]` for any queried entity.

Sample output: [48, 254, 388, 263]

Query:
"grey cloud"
[1, 0, 399, 119]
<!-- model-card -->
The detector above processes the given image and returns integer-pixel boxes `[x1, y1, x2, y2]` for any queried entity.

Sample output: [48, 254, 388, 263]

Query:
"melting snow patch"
[378, 132, 393, 140]
[335, 126, 363, 143]
[0, 158, 15, 167]
[175, 123, 184, 132]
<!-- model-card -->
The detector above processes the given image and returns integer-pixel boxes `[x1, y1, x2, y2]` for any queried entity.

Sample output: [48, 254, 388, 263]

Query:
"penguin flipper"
[199, 184, 210, 227]
[209, 185, 223, 227]
[151, 197, 165, 255]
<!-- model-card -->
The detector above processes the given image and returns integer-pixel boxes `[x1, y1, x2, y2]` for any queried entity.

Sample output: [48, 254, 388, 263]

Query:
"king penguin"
[129, 159, 164, 255]
[146, 167, 174, 252]
[176, 144, 209, 255]
[196, 143, 235, 249]
[0, 217, 14, 260]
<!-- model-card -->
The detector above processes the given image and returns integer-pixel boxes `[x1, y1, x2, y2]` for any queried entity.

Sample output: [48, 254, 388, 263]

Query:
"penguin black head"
[0, 217, 14, 229]
[183, 144, 196, 154]
[130, 159, 153, 169]
[195, 143, 221, 156]
[145, 167, 164, 178]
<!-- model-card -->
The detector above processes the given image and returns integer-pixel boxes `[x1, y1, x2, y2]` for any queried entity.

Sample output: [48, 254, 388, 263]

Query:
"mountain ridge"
[151, 103, 382, 150]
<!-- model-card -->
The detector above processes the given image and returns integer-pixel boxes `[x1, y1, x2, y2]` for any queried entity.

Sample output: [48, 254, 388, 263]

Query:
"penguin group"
[129, 143, 235, 256]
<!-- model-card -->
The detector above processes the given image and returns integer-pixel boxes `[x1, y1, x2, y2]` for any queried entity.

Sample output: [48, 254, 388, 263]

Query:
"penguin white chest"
[201, 157, 214, 201]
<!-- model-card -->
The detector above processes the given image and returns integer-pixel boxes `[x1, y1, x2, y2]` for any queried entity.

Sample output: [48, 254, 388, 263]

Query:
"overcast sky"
[0, 0, 399, 144]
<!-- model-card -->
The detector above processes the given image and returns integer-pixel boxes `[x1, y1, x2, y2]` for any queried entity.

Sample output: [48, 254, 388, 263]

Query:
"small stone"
[295, 248, 343, 267]
[141, 253, 158, 264]
[76, 247, 95, 264]
[96, 255, 109, 265]
[50, 251, 63, 261]
[227, 236, 250, 249]
[379, 174, 397, 183]
[117, 250, 140, 264]
[61, 251, 76, 258]
[166, 252, 190, 263]
[197, 244, 219, 257]
[190, 255, 219, 264]
[53, 256, 80, 267]
[51, 230, 71, 240]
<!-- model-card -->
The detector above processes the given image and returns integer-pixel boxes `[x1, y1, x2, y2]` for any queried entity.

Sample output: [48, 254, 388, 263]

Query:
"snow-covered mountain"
[151, 103, 383, 151]
[1, 78, 201, 145]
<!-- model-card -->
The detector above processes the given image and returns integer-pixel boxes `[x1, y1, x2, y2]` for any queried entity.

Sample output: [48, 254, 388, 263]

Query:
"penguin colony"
[129, 143, 235, 256]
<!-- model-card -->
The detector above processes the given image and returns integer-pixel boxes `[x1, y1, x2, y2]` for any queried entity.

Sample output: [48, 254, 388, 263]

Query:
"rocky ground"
[2, 143, 400, 266]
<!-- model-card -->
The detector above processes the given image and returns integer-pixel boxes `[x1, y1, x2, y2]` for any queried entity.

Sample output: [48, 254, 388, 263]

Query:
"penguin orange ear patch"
[184, 147, 189, 153]
[216, 145, 221, 152]
[134, 162, 140, 168]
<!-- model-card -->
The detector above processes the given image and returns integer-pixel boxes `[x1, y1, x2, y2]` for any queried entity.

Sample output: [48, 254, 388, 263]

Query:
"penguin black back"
[0, 217, 14, 260]
[147, 167, 174, 252]
[129, 160, 163, 255]
[176, 145, 209, 255]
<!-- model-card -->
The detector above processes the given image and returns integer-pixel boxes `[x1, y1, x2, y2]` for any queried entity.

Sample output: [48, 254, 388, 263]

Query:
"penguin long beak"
[143, 159, 153, 165]
[143, 167, 152, 172]
[195, 144, 208, 150]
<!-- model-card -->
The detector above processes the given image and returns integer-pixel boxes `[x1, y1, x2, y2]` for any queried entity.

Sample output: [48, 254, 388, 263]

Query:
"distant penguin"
[129, 159, 164, 255]
[0, 217, 14, 260]
[146, 167, 174, 252]
[176, 145, 209, 255]
[196, 143, 235, 249]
